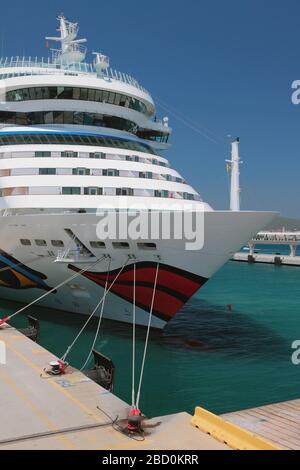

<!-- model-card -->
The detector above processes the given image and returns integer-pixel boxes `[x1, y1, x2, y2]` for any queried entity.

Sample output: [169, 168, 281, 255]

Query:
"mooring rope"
[61, 256, 130, 363]
[0, 256, 106, 326]
[80, 256, 112, 371]
[135, 263, 159, 410]
[131, 263, 136, 407]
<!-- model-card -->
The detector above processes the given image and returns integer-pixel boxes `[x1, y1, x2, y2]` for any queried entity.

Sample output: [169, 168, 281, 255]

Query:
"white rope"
[80, 256, 112, 371]
[61, 256, 130, 362]
[1, 255, 106, 323]
[131, 263, 136, 407]
[135, 263, 159, 410]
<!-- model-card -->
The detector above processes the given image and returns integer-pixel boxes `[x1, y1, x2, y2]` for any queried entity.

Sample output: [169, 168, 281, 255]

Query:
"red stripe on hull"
[68, 262, 207, 322]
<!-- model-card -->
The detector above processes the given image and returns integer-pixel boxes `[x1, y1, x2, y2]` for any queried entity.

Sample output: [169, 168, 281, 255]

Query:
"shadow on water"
[6, 295, 289, 362]
[163, 299, 289, 359]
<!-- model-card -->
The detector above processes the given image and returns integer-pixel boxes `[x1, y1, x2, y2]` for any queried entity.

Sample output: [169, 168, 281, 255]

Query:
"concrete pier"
[232, 252, 300, 266]
[0, 324, 228, 450]
[233, 230, 300, 266]
[1, 323, 298, 450]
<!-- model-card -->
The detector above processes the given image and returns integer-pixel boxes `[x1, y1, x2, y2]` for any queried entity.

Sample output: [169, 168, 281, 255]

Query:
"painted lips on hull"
[68, 261, 207, 322]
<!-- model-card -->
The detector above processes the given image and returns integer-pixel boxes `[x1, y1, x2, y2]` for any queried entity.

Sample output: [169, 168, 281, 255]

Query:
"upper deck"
[0, 56, 150, 96]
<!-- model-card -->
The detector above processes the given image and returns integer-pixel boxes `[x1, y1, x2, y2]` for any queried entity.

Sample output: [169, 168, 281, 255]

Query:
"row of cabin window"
[34, 151, 169, 167]
[20, 239, 157, 250]
[0, 133, 158, 155]
[1, 186, 198, 199]
[0, 111, 137, 134]
[1, 167, 184, 183]
[0, 150, 169, 167]
[5, 86, 148, 114]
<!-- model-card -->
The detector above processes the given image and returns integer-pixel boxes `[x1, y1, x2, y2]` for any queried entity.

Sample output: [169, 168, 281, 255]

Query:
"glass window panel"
[22, 89, 30, 100]
[51, 240, 64, 247]
[119, 96, 127, 107]
[88, 88, 95, 101]
[29, 88, 36, 99]
[80, 88, 88, 100]
[137, 242, 156, 250]
[107, 92, 115, 104]
[102, 90, 109, 102]
[73, 88, 80, 100]
[20, 239, 31, 246]
[39, 168, 56, 175]
[44, 111, 53, 124]
[54, 111, 63, 123]
[112, 242, 129, 249]
[95, 90, 103, 102]
[64, 111, 73, 124]
[62, 187, 80, 195]
[61, 87, 73, 99]
[57, 86, 65, 98]
[73, 112, 83, 125]
[49, 87, 58, 99]
[84, 187, 102, 195]
[35, 88, 43, 99]
[83, 113, 94, 125]
[90, 241, 105, 248]
[35, 239, 47, 246]
[114, 94, 121, 106]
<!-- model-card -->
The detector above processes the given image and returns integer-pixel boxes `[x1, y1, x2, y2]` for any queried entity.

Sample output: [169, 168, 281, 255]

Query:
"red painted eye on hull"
[68, 262, 207, 322]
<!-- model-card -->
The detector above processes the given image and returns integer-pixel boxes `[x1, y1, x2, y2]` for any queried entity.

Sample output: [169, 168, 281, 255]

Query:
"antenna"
[226, 138, 242, 211]
[92, 52, 110, 75]
[45, 15, 87, 64]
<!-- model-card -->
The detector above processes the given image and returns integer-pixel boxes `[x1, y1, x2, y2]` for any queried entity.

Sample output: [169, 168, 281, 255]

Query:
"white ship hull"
[0, 211, 274, 328]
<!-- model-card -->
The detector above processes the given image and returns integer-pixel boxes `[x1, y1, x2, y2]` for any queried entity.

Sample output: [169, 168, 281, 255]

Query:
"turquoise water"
[6, 259, 300, 418]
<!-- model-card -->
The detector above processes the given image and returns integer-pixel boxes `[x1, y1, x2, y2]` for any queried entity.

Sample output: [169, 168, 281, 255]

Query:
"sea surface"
[5, 245, 300, 418]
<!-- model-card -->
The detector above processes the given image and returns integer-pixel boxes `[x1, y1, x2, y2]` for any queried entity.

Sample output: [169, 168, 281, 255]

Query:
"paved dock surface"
[222, 400, 300, 450]
[0, 325, 228, 450]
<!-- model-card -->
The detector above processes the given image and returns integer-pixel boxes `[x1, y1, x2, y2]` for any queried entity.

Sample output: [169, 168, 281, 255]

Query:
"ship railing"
[51, 43, 88, 62]
[0, 56, 150, 95]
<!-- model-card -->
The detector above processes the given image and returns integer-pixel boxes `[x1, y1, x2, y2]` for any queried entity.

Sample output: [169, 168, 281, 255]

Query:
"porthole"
[35, 239, 47, 246]
[112, 242, 129, 249]
[20, 238, 31, 246]
[90, 241, 105, 248]
[137, 242, 157, 250]
[51, 240, 64, 247]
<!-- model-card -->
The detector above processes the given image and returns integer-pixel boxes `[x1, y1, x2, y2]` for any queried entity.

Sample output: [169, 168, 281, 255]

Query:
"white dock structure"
[233, 231, 300, 266]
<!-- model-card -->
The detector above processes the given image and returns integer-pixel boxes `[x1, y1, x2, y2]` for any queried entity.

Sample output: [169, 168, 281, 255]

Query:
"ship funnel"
[226, 138, 242, 211]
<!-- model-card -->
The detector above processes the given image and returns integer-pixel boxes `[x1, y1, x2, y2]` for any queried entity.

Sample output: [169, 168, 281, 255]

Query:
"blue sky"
[0, 0, 299, 216]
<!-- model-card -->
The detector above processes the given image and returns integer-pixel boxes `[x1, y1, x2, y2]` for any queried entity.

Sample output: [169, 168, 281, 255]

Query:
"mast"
[226, 138, 241, 211]
[45, 15, 87, 64]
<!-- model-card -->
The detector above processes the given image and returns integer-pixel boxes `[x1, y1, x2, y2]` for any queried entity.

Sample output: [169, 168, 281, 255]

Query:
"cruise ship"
[0, 16, 274, 328]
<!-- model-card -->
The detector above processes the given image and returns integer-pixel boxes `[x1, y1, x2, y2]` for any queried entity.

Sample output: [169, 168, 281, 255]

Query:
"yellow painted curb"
[191, 407, 281, 450]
